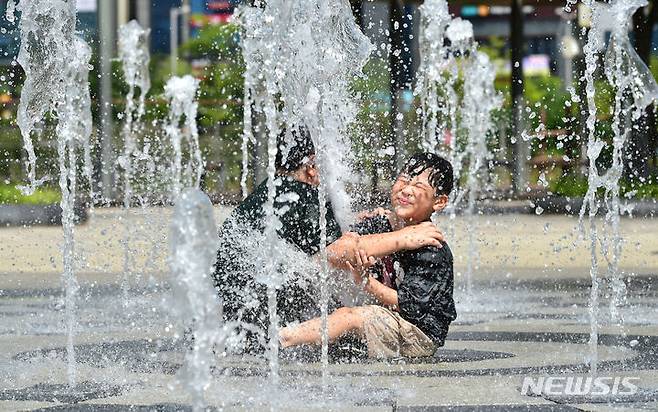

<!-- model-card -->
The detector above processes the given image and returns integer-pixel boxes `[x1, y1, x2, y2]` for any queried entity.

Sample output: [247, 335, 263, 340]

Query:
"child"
[279, 153, 456, 358]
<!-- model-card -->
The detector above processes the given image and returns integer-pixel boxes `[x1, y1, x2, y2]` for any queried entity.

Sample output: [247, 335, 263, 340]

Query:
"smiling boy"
[279, 153, 457, 358]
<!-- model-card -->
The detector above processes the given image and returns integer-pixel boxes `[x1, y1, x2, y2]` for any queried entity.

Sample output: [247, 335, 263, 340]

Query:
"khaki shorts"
[361, 305, 436, 359]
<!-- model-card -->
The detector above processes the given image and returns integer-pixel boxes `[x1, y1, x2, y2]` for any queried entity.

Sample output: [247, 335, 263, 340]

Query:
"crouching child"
[279, 153, 456, 359]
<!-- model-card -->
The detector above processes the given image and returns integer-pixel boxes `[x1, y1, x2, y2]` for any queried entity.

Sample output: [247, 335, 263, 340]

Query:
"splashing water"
[238, 0, 372, 386]
[14, 0, 93, 387]
[415, 5, 500, 299]
[442, 18, 475, 195]
[445, 17, 475, 53]
[217, 217, 324, 357]
[578, 0, 658, 375]
[5, 0, 15, 23]
[117, 20, 151, 302]
[118, 20, 151, 120]
[237, 3, 284, 384]
[168, 189, 224, 412]
[443, 17, 478, 212]
[280, 0, 372, 385]
[263, 80, 281, 386]
[55, 36, 94, 387]
[165, 75, 203, 197]
[117, 19, 151, 208]
[415, 1, 462, 264]
[56, 37, 92, 386]
[238, 5, 302, 381]
[239, 0, 372, 230]
[15, 0, 78, 195]
[578, 0, 605, 376]
[414, 0, 453, 156]
[278, 1, 372, 231]
[460, 51, 502, 297]
[602, 0, 658, 320]
[239, 17, 259, 200]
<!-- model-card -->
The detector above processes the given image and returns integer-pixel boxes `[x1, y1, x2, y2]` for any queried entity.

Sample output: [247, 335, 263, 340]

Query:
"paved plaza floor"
[0, 208, 657, 411]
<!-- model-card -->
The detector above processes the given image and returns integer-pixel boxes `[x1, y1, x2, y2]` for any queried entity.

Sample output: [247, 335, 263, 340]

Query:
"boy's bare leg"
[279, 307, 366, 348]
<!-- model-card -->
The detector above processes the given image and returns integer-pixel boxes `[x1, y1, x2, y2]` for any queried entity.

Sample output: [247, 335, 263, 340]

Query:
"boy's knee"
[334, 306, 365, 329]
[333, 307, 354, 317]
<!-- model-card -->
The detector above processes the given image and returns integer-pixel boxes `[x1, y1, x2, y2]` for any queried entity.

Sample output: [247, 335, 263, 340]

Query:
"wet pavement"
[0, 207, 656, 411]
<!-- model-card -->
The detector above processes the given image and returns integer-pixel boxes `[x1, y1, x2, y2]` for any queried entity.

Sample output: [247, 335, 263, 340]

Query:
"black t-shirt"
[352, 215, 457, 346]
[214, 176, 342, 351]
[223, 176, 342, 254]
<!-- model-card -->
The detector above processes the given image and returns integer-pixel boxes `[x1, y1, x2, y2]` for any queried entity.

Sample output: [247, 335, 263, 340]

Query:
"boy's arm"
[346, 249, 398, 307]
[364, 276, 398, 307]
[327, 222, 444, 270]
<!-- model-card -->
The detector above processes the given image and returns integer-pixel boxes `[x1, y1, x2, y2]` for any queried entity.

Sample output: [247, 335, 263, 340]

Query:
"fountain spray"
[415, 0, 462, 273]
[415, 0, 454, 157]
[460, 50, 502, 297]
[578, 0, 605, 376]
[237, 3, 284, 386]
[278, 0, 372, 385]
[238, 0, 372, 387]
[239, 25, 259, 200]
[14, 0, 93, 387]
[578, 0, 658, 375]
[117, 20, 151, 302]
[415, 3, 500, 300]
[118, 19, 151, 209]
[601, 0, 658, 321]
[55, 35, 94, 388]
[164, 75, 203, 198]
[164, 72, 217, 410]
[169, 189, 225, 412]
[15, 0, 77, 195]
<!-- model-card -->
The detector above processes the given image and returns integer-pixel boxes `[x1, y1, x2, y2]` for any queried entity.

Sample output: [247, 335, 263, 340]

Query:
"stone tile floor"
[0, 208, 656, 411]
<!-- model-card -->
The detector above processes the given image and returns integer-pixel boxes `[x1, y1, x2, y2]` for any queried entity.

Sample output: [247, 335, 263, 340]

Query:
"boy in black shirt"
[214, 127, 343, 352]
[279, 153, 456, 358]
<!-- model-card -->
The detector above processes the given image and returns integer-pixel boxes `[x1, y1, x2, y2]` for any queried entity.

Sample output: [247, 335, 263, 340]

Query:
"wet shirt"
[213, 176, 342, 350]
[352, 215, 457, 346]
[223, 177, 342, 254]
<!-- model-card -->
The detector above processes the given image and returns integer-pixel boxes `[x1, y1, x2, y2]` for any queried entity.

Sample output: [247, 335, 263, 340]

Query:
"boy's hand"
[346, 249, 376, 288]
[399, 222, 444, 250]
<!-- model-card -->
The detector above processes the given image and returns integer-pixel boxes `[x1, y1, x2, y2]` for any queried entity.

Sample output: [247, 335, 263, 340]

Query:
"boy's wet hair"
[275, 126, 315, 172]
[400, 153, 454, 196]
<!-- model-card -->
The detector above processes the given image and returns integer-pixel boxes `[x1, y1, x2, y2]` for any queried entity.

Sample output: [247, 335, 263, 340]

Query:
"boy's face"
[302, 154, 319, 186]
[390, 168, 448, 224]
